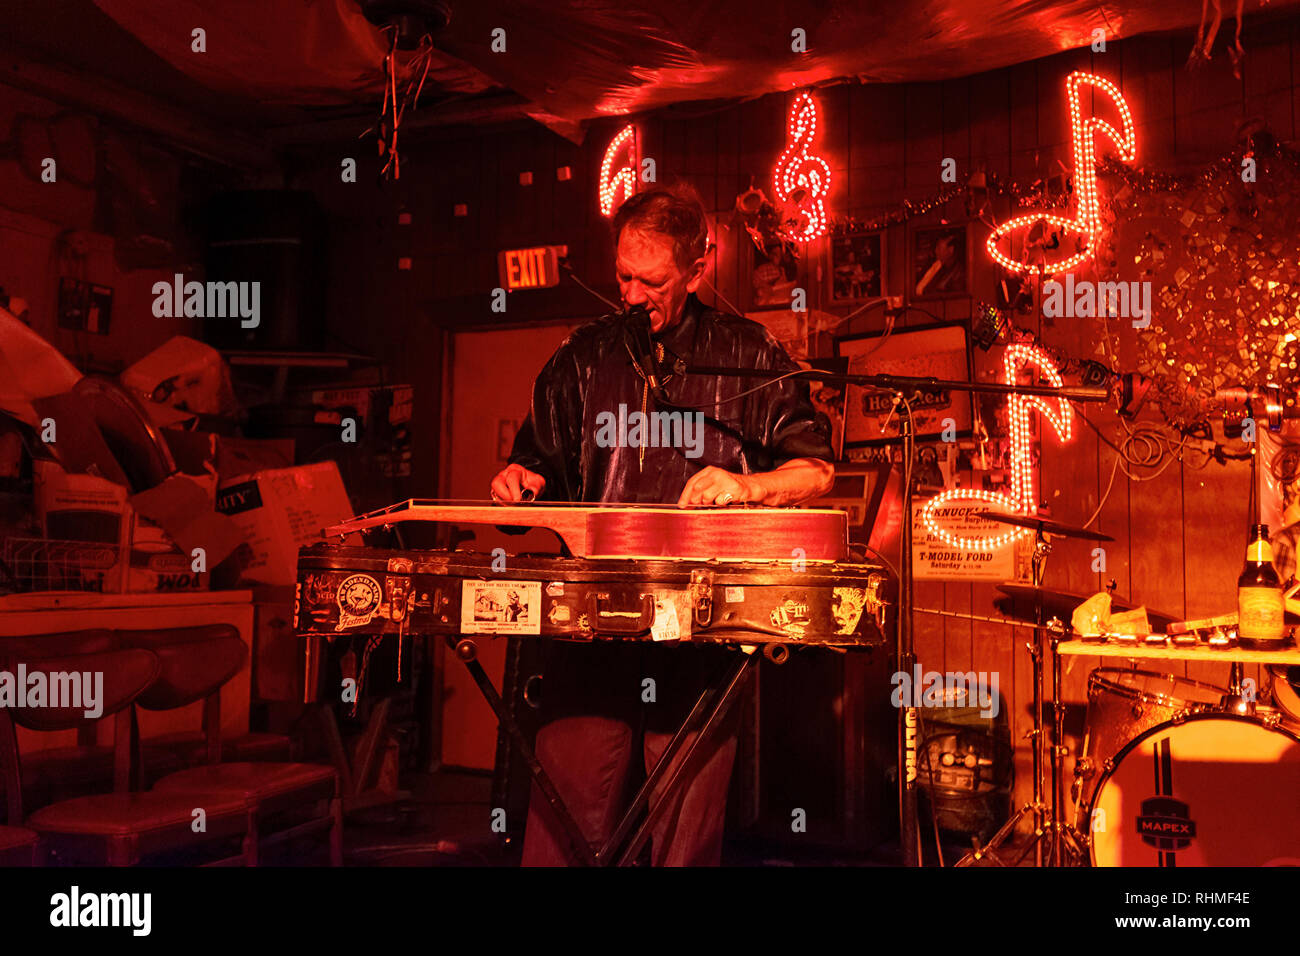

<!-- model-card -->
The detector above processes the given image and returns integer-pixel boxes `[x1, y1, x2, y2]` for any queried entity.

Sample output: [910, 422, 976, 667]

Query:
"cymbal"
[993, 584, 1180, 632]
[975, 511, 1114, 542]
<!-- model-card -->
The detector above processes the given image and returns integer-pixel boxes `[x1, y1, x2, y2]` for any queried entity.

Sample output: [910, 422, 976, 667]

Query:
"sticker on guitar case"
[461, 580, 542, 634]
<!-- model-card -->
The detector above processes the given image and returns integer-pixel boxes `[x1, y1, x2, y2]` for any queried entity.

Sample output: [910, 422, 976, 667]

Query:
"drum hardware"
[994, 583, 1180, 633]
[956, 525, 1089, 867]
[974, 512, 1115, 542]
[683, 359, 1110, 867]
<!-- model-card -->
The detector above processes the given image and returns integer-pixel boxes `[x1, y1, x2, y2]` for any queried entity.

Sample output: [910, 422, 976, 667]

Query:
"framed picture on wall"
[747, 234, 801, 309]
[829, 230, 885, 302]
[909, 223, 969, 299]
[835, 321, 975, 448]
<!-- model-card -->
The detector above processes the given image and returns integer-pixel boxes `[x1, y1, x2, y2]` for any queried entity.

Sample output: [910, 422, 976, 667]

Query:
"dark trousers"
[520, 642, 741, 867]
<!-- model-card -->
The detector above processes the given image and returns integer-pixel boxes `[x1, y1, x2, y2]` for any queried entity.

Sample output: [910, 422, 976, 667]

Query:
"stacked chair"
[0, 624, 342, 866]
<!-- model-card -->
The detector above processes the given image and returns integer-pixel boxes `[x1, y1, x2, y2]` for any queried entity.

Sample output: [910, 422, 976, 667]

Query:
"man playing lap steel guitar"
[490, 183, 834, 866]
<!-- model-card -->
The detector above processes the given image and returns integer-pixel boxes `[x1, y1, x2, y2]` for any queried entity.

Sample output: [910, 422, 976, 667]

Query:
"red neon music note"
[986, 72, 1136, 275]
[921, 345, 1072, 551]
[774, 92, 831, 241]
[599, 125, 638, 218]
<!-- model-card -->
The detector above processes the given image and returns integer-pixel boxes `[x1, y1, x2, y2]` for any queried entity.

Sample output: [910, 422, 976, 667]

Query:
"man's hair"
[611, 183, 709, 269]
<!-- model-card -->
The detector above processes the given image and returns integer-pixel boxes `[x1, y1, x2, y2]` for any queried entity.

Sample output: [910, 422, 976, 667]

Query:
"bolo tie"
[629, 341, 674, 473]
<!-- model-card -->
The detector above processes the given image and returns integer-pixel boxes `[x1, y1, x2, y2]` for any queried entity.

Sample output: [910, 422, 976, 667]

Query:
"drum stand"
[956, 526, 1087, 866]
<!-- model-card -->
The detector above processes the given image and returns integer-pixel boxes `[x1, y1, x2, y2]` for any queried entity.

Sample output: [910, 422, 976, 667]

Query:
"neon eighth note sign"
[921, 344, 1072, 551]
[985, 72, 1136, 274]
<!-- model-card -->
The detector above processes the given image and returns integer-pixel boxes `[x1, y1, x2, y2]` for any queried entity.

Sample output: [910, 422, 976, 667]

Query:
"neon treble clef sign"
[986, 72, 1136, 274]
[921, 345, 1072, 551]
[774, 91, 831, 241]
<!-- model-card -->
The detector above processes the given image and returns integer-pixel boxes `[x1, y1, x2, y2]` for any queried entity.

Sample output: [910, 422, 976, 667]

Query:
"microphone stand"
[679, 362, 1110, 867]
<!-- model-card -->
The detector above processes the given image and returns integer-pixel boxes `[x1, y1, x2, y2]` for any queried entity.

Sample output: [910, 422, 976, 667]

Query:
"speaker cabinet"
[732, 645, 898, 851]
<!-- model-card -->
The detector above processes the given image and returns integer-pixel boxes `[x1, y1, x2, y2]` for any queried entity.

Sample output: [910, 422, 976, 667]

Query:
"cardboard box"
[31, 461, 211, 593]
[216, 462, 353, 586]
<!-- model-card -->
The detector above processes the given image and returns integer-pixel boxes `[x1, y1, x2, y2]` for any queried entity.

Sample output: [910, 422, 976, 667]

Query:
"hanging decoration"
[986, 72, 1136, 276]
[1187, 0, 1248, 77]
[1096, 129, 1300, 432]
[921, 344, 1073, 551]
[773, 91, 832, 242]
[368, 28, 436, 182]
[598, 124, 639, 218]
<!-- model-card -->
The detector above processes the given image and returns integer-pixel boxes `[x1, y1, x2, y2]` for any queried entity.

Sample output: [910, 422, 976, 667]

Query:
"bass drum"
[1086, 714, 1300, 866]
[1269, 665, 1300, 726]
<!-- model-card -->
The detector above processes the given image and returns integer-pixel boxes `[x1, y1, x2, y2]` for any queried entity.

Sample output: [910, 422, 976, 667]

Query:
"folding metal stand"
[955, 525, 1087, 866]
[447, 634, 758, 866]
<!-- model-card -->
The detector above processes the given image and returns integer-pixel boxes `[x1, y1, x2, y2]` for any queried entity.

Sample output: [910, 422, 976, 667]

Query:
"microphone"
[622, 303, 668, 401]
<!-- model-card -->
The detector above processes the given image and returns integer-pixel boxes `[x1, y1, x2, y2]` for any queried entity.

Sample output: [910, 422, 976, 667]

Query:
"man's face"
[616, 227, 706, 333]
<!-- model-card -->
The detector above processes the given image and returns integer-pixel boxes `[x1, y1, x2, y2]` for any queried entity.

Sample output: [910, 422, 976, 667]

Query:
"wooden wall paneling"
[941, 78, 972, 182]
[1173, 45, 1247, 159]
[968, 69, 1012, 182]
[1180, 456, 1254, 692]
[913, 577, 948, 680]
[1007, 60, 1040, 178]
[1128, 464, 1187, 621]
[850, 83, 907, 202]
[1037, 48, 1096, 181]
[1293, 17, 1300, 140]
[821, 83, 852, 208]
[902, 82, 946, 199]
[713, 105, 746, 317]
[1242, 18, 1296, 142]
[943, 579, 975, 685]
[1119, 35, 1178, 166]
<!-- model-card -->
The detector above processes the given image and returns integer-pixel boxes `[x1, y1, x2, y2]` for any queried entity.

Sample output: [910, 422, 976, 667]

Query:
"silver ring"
[720, 492, 734, 504]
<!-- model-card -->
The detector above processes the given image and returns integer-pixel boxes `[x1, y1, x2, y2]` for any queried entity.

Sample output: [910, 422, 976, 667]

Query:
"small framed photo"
[909, 224, 969, 299]
[829, 230, 885, 302]
[835, 322, 975, 448]
[747, 236, 801, 310]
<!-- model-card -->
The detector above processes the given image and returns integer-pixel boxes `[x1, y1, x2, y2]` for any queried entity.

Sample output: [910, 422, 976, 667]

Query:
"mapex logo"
[1041, 274, 1152, 327]
[1136, 796, 1197, 851]
[152, 274, 260, 328]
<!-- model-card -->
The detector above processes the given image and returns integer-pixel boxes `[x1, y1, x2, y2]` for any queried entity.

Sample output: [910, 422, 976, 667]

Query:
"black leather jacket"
[509, 294, 832, 503]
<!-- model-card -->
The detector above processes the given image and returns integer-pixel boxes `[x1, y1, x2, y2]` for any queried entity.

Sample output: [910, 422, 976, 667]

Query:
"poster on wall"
[748, 238, 801, 308]
[836, 322, 974, 448]
[910, 223, 970, 298]
[830, 230, 885, 302]
[911, 500, 1015, 581]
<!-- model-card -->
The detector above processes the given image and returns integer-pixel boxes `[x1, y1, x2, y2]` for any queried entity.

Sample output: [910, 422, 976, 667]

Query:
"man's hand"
[677, 458, 834, 508]
[676, 466, 762, 508]
[491, 463, 546, 503]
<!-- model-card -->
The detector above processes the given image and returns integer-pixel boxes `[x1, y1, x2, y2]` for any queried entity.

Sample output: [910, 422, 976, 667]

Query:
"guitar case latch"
[690, 569, 713, 628]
